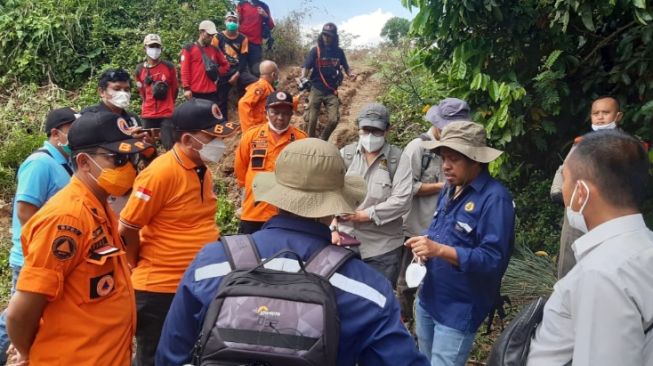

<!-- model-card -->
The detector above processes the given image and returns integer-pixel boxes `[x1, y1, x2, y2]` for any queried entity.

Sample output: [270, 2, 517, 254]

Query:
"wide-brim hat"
[253, 138, 366, 218]
[425, 98, 470, 129]
[421, 121, 502, 163]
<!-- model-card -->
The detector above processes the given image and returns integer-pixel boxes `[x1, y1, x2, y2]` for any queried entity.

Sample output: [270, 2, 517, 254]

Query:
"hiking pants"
[307, 87, 340, 140]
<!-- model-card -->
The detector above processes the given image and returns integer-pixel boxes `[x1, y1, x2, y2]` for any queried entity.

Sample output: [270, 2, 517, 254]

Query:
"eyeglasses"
[359, 128, 385, 137]
[91, 152, 139, 167]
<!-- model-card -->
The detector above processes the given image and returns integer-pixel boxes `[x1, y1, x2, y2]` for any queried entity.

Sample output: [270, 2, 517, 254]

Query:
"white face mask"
[191, 135, 226, 163]
[566, 180, 590, 233]
[359, 133, 385, 152]
[268, 121, 289, 134]
[591, 121, 617, 131]
[107, 89, 131, 109]
[146, 47, 161, 60]
[405, 256, 427, 288]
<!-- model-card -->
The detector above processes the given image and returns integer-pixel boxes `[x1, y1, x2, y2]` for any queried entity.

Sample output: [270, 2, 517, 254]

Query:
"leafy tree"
[0, 0, 231, 90]
[381, 17, 411, 45]
[401, 0, 653, 177]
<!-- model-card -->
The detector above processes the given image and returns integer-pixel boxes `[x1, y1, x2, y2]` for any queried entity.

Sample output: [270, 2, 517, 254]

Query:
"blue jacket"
[419, 170, 515, 332]
[156, 215, 429, 366]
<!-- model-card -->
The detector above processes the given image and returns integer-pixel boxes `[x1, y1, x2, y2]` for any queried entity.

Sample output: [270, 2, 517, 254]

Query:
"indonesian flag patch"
[135, 187, 152, 202]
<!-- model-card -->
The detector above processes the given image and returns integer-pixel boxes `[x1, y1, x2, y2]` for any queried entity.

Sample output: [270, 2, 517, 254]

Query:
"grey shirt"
[339, 141, 412, 259]
[401, 131, 443, 238]
[527, 214, 653, 366]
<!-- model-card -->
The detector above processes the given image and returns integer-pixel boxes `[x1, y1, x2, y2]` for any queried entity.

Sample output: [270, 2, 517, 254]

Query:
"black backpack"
[486, 296, 547, 366]
[135, 61, 174, 101]
[192, 235, 354, 366]
[185, 43, 220, 82]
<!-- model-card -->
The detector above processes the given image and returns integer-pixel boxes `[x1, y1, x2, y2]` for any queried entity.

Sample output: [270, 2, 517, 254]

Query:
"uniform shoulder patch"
[52, 235, 77, 261]
[57, 225, 82, 236]
[255, 88, 263, 96]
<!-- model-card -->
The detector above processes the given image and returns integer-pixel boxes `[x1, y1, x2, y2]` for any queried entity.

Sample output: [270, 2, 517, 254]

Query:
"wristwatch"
[329, 224, 337, 232]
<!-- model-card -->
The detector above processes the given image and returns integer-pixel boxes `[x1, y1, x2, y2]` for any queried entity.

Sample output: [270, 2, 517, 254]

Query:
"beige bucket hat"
[253, 138, 367, 218]
[421, 121, 503, 163]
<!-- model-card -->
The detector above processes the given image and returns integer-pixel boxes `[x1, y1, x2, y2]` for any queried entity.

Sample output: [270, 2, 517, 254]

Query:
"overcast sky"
[268, 0, 415, 48]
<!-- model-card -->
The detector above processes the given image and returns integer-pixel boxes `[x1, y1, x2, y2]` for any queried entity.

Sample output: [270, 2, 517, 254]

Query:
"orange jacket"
[120, 145, 220, 293]
[237, 78, 274, 133]
[18, 177, 135, 365]
[235, 123, 307, 222]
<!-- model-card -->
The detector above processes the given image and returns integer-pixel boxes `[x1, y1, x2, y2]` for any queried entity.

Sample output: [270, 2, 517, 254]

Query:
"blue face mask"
[226, 21, 238, 32]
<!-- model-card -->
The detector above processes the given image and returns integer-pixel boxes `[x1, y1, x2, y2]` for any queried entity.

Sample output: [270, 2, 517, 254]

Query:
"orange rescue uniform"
[237, 78, 275, 133]
[235, 123, 307, 222]
[17, 177, 135, 366]
[120, 145, 220, 293]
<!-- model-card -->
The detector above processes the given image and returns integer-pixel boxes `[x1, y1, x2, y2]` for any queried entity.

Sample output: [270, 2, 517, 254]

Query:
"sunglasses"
[91, 152, 139, 167]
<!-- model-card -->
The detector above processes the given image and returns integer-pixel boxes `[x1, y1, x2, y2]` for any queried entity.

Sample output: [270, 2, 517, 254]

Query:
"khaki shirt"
[339, 142, 412, 259]
[402, 132, 444, 237]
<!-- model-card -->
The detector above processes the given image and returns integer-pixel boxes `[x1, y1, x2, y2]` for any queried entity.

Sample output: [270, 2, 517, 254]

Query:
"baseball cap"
[321, 22, 338, 37]
[44, 107, 79, 133]
[421, 121, 502, 163]
[199, 20, 218, 35]
[425, 98, 471, 129]
[266, 91, 294, 109]
[253, 138, 366, 218]
[172, 98, 239, 138]
[68, 112, 152, 154]
[356, 103, 390, 131]
[225, 11, 239, 20]
[143, 33, 162, 46]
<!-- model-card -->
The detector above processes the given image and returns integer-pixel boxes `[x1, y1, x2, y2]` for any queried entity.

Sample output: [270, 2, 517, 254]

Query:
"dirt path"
[216, 55, 383, 204]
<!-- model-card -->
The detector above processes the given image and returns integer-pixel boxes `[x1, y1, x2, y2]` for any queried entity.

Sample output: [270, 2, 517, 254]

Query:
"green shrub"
[265, 10, 309, 67]
[214, 180, 239, 236]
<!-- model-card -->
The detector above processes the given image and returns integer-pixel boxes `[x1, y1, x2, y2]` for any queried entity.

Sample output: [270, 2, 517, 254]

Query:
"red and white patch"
[276, 92, 287, 101]
[135, 187, 152, 202]
[211, 104, 223, 120]
[117, 117, 132, 136]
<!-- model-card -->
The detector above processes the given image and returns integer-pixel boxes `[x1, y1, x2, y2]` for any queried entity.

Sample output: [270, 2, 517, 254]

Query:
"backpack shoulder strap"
[305, 245, 354, 279]
[161, 60, 176, 71]
[342, 142, 357, 170]
[221, 234, 261, 270]
[386, 144, 402, 180]
[135, 62, 145, 80]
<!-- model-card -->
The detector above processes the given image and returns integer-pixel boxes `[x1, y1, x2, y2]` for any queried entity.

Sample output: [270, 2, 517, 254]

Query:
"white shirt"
[527, 214, 653, 366]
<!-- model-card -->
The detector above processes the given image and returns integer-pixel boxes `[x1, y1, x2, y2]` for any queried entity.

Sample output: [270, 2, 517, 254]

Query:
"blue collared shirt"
[10, 141, 71, 267]
[156, 215, 429, 366]
[419, 169, 515, 332]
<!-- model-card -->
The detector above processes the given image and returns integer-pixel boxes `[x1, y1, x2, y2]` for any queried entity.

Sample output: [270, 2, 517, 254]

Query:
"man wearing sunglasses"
[334, 103, 412, 287]
[119, 98, 239, 366]
[5, 112, 153, 365]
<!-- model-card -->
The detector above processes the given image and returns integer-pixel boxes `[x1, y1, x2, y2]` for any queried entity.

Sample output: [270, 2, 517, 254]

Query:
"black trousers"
[192, 91, 219, 104]
[141, 117, 174, 151]
[134, 291, 175, 366]
[216, 82, 232, 120]
[247, 43, 263, 77]
[238, 220, 265, 234]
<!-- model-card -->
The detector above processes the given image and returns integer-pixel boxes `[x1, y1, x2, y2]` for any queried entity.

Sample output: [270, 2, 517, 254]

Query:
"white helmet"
[225, 11, 238, 21]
